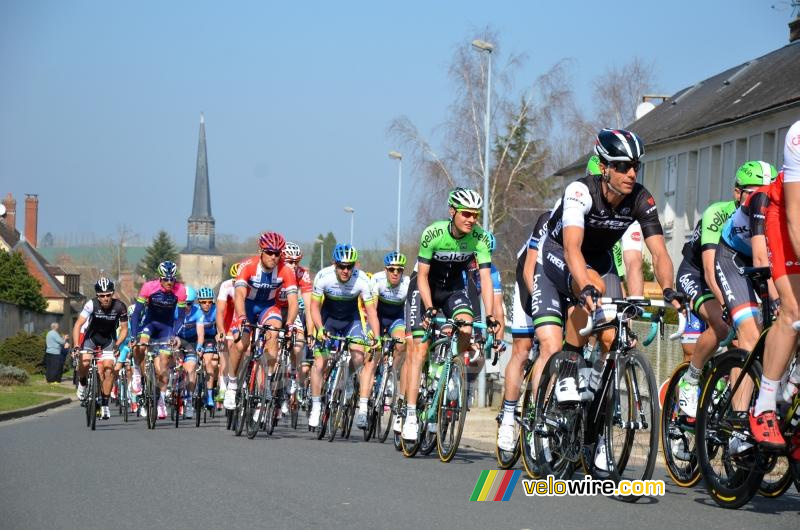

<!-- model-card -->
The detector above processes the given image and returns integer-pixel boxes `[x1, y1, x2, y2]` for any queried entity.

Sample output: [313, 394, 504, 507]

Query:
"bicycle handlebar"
[579, 297, 686, 338]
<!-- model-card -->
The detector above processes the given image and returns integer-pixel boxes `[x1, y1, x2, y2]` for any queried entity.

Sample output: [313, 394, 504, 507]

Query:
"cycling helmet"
[258, 231, 286, 252]
[586, 155, 602, 176]
[229, 262, 242, 278]
[157, 260, 178, 280]
[383, 251, 407, 267]
[594, 128, 644, 163]
[186, 287, 197, 303]
[735, 160, 778, 187]
[448, 187, 483, 210]
[197, 287, 214, 300]
[332, 243, 358, 264]
[485, 231, 496, 253]
[282, 242, 303, 260]
[94, 277, 114, 293]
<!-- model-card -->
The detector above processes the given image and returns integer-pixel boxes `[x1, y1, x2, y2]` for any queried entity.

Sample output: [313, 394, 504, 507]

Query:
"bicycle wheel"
[696, 349, 764, 509]
[660, 362, 701, 487]
[602, 350, 659, 502]
[377, 364, 396, 443]
[533, 352, 582, 479]
[84, 372, 92, 428]
[120, 374, 129, 423]
[495, 419, 521, 470]
[89, 369, 98, 431]
[194, 372, 205, 428]
[146, 361, 157, 429]
[519, 368, 540, 478]
[327, 389, 342, 442]
[757, 454, 793, 498]
[246, 387, 264, 440]
[437, 355, 468, 463]
[317, 397, 329, 439]
[235, 362, 256, 437]
[266, 372, 283, 436]
[402, 372, 429, 458]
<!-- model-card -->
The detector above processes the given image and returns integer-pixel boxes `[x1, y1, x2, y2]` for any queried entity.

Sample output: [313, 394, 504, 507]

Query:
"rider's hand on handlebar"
[485, 315, 500, 332]
[579, 284, 601, 312]
[662, 287, 685, 311]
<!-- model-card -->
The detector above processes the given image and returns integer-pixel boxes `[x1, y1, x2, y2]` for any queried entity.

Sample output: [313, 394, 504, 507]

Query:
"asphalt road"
[1, 403, 798, 530]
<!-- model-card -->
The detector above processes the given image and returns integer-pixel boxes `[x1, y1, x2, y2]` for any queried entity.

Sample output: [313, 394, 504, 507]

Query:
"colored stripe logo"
[469, 470, 521, 501]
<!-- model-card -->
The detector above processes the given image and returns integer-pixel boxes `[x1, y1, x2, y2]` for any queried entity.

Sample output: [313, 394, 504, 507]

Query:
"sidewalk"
[460, 406, 498, 454]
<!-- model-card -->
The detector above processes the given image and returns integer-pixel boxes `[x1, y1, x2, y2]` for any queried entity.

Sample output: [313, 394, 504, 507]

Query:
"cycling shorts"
[242, 300, 275, 332]
[511, 280, 535, 338]
[257, 305, 285, 327]
[766, 203, 800, 281]
[379, 316, 405, 336]
[82, 336, 115, 362]
[314, 315, 367, 357]
[138, 320, 174, 343]
[676, 258, 715, 313]
[681, 311, 707, 344]
[714, 242, 761, 328]
[405, 274, 473, 338]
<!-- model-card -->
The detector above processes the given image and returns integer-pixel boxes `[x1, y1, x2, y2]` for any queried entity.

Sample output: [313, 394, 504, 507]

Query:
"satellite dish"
[0, 203, 6, 217]
[635, 101, 656, 120]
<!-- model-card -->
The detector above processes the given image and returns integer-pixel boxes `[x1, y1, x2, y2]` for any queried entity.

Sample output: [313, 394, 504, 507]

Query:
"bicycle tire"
[401, 372, 428, 457]
[519, 368, 540, 479]
[363, 399, 375, 442]
[495, 420, 521, 470]
[603, 350, 659, 502]
[146, 361, 157, 429]
[84, 370, 92, 428]
[696, 348, 764, 509]
[89, 368, 98, 431]
[533, 351, 582, 479]
[660, 362, 701, 487]
[377, 364, 397, 443]
[437, 355, 468, 463]
[265, 371, 283, 436]
[246, 390, 263, 440]
[327, 389, 342, 442]
[121, 374, 129, 423]
[194, 371, 205, 428]
[317, 399, 329, 439]
[235, 361, 256, 437]
[757, 454, 793, 498]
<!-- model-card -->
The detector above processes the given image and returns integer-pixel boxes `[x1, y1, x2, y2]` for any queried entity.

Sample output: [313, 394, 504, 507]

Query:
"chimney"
[2, 193, 17, 232]
[25, 194, 38, 248]
[791, 17, 800, 43]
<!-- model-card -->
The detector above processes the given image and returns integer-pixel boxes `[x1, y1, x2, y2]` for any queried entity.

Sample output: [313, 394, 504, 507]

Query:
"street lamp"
[315, 237, 324, 270]
[471, 38, 493, 230]
[389, 151, 402, 252]
[343, 207, 355, 246]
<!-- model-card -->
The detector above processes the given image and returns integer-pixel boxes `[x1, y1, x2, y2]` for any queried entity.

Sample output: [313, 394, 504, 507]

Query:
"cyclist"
[175, 286, 200, 418]
[369, 251, 410, 432]
[215, 261, 244, 404]
[308, 244, 381, 429]
[281, 242, 314, 414]
[533, 129, 680, 467]
[229, 232, 299, 410]
[129, 261, 188, 419]
[714, 161, 778, 453]
[402, 187, 498, 442]
[674, 163, 764, 418]
[753, 121, 800, 451]
[72, 278, 129, 420]
[193, 287, 219, 411]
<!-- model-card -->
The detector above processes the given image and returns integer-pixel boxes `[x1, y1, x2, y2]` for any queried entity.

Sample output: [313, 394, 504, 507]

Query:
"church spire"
[183, 112, 218, 253]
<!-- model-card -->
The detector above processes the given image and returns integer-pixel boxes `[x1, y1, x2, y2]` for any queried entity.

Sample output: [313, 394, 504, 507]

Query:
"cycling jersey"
[681, 201, 737, 269]
[217, 279, 236, 332]
[235, 258, 298, 307]
[370, 271, 410, 320]
[131, 280, 187, 337]
[466, 262, 502, 295]
[546, 175, 662, 260]
[79, 298, 128, 348]
[611, 221, 643, 277]
[511, 211, 551, 335]
[721, 187, 769, 258]
[178, 304, 217, 342]
[417, 220, 493, 291]
[766, 120, 800, 280]
[312, 265, 374, 322]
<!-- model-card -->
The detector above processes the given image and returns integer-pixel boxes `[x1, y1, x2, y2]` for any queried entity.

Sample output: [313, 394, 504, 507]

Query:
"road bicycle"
[364, 336, 403, 443]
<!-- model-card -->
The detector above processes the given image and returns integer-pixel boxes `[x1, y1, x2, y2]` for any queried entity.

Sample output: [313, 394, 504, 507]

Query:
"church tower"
[179, 113, 223, 288]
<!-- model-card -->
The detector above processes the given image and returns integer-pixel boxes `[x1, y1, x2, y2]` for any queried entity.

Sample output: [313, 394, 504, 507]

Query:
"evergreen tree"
[136, 230, 179, 279]
[309, 232, 338, 275]
[0, 250, 48, 312]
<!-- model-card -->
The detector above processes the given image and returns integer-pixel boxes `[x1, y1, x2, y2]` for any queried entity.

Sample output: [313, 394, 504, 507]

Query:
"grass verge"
[0, 374, 74, 412]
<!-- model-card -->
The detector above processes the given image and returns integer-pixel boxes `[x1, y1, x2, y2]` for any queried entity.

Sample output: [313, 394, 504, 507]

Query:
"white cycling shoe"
[402, 417, 419, 441]
[356, 411, 368, 429]
[594, 436, 610, 471]
[393, 415, 403, 433]
[678, 379, 699, 418]
[555, 376, 580, 404]
[497, 424, 516, 452]
[308, 406, 321, 428]
[223, 387, 237, 410]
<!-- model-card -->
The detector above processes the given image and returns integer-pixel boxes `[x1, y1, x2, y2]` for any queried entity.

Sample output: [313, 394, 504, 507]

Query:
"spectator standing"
[44, 322, 69, 383]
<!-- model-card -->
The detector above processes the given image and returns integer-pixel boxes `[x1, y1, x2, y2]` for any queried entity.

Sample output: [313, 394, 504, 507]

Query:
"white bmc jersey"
[785, 120, 800, 183]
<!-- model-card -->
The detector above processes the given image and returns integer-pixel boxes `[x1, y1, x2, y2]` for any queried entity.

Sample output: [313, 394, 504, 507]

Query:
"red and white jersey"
[294, 265, 313, 294]
[217, 278, 236, 331]
[235, 256, 298, 306]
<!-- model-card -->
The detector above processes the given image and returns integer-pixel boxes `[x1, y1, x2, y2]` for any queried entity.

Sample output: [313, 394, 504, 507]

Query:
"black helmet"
[594, 128, 644, 163]
[95, 277, 115, 293]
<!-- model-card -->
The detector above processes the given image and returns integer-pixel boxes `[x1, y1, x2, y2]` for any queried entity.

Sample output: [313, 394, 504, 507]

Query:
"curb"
[0, 396, 73, 422]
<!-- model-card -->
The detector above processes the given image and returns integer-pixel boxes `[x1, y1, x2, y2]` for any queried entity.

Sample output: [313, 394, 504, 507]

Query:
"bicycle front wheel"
[120, 375, 129, 423]
[89, 369, 98, 431]
[377, 364, 397, 443]
[603, 350, 659, 502]
[758, 454, 793, 498]
[660, 362, 700, 487]
[437, 355, 468, 463]
[519, 368, 540, 478]
[146, 362, 158, 429]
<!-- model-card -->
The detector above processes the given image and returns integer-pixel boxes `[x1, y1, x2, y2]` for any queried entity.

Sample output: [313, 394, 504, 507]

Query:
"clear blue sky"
[0, 0, 792, 250]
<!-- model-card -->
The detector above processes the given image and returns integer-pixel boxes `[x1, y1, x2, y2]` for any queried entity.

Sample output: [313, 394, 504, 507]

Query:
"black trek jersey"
[80, 298, 128, 344]
[546, 175, 662, 258]
[515, 210, 551, 279]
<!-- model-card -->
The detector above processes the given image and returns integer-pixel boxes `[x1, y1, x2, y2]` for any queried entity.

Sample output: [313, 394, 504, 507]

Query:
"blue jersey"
[465, 263, 502, 295]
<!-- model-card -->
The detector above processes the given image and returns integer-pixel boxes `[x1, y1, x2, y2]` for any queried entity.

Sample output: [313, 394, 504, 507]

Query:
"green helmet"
[735, 160, 778, 187]
[586, 155, 602, 176]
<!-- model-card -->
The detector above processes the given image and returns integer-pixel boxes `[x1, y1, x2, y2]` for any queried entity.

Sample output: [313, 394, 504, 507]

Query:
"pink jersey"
[135, 280, 187, 323]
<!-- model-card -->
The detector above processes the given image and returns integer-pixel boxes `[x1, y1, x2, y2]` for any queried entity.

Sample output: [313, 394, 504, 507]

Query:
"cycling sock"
[406, 405, 416, 419]
[754, 376, 779, 416]
[398, 393, 405, 402]
[159, 391, 166, 402]
[359, 397, 368, 412]
[684, 363, 702, 385]
[227, 378, 237, 390]
[502, 400, 517, 426]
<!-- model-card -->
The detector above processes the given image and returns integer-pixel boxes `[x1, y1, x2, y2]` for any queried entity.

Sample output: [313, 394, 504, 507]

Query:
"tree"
[108, 224, 138, 280]
[0, 250, 47, 312]
[136, 230, 178, 279]
[309, 232, 338, 275]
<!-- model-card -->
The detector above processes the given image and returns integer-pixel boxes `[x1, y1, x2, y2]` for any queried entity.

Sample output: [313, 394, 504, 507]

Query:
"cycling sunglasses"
[261, 249, 281, 257]
[335, 263, 355, 270]
[457, 209, 480, 219]
[386, 267, 404, 273]
[610, 160, 641, 173]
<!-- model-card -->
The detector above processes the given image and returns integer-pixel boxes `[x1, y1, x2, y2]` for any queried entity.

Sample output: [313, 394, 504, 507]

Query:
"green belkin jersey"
[417, 220, 493, 290]
[681, 200, 737, 269]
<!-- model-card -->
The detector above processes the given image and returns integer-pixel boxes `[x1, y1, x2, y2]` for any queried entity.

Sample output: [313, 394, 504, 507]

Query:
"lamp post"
[471, 38, 493, 230]
[343, 207, 355, 246]
[315, 237, 324, 270]
[389, 151, 402, 252]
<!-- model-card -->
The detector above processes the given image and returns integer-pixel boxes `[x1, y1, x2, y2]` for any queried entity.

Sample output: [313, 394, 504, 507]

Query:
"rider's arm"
[129, 299, 145, 339]
[623, 250, 643, 297]
[702, 249, 726, 306]
[477, 266, 495, 322]
[72, 313, 88, 349]
[214, 296, 226, 339]
[493, 291, 505, 338]
[363, 300, 381, 343]
[196, 321, 205, 347]
[750, 192, 778, 300]
[561, 181, 594, 291]
[563, 226, 592, 291]
[286, 291, 299, 329]
[172, 305, 187, 336]
[234, 285, 247, 320]
[417, 262, 434, 311]
[116, 321, 128, 349]
[310, 295, 323, 331]
[302, 292, 314, 337]
[787, 182, 800, 257]
[523, 248, 537, 295]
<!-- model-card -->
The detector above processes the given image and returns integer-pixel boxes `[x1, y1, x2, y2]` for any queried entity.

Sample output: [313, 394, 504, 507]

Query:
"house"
[0, 192, 84, 328]
[555, 18, 800, 268]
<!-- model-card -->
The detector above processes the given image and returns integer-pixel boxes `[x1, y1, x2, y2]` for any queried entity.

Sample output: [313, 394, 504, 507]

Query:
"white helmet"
[448, 187, 483, 210]
[282, 242, 303, 260]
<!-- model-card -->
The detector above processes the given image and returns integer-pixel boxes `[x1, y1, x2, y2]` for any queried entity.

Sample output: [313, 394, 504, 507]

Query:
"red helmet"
[258, 231, 286, 252]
